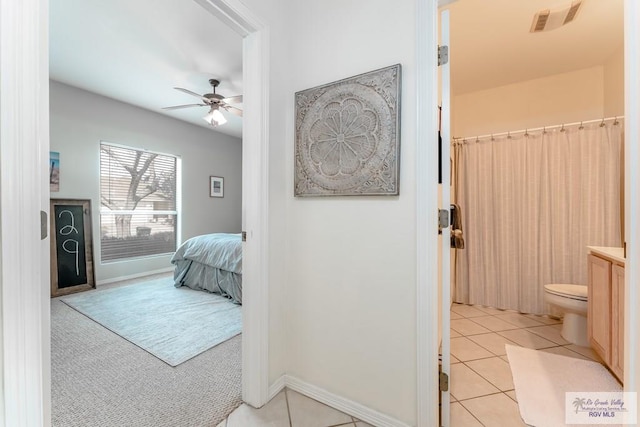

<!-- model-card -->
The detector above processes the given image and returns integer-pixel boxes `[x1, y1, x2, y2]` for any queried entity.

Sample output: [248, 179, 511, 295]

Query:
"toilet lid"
[544, 284, 588, 301]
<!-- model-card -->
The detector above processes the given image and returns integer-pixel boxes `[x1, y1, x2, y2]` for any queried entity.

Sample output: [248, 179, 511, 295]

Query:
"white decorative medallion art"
[295, 64, 401, 196]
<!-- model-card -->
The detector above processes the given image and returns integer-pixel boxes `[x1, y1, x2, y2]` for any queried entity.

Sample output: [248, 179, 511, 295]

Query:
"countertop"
[588, 246, 625, 265]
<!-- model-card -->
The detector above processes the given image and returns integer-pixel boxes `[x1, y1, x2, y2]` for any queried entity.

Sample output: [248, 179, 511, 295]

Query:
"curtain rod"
[453, 116, 624, 143]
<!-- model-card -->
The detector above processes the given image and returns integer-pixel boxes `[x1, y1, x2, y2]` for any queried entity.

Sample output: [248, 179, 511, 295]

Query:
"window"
[100, 142, 178, 262]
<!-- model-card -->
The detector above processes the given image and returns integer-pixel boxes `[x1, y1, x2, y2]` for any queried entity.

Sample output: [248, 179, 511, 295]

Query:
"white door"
[0, 0, 51, 424]
[439, 8, 452, 427]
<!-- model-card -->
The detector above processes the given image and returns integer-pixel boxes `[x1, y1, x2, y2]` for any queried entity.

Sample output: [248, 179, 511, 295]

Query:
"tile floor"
[216, 388, 373, 427]
[216, 303, 603, 427]
[448, 303, 603, 427]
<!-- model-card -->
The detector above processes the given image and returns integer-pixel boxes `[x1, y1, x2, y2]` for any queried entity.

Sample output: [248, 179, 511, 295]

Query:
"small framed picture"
[50, 151, 60, 192]
[210, 176, 224, 198]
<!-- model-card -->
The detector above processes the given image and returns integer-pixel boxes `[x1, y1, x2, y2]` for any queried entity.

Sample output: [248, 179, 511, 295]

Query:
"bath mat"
[506, 344, 622, 427]
[61, 276, 242, 366]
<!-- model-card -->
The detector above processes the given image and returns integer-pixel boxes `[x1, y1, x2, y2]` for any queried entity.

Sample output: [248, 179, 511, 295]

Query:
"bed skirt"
[173, 259, 242, 304]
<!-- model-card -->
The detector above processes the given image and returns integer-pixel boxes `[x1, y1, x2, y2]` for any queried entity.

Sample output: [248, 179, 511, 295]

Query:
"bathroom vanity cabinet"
[587, 246, 625, 384]
[611, 263, 625, 382]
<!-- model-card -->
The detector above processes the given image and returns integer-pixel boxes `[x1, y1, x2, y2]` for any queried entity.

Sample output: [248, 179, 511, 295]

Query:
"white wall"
[452, 66, 605, 137]
[205, 0, 422, 422]
[604, 46, 625, 117]
[49, 80, 242, 283]
[283, 1, 418, 424]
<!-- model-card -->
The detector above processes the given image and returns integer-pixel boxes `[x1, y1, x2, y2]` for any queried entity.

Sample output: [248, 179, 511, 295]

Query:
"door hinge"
[438, 209, 450, 231]
[241, 231, 247, 242]
[438, 45, 449, 66]
[439, 371, 449, 392]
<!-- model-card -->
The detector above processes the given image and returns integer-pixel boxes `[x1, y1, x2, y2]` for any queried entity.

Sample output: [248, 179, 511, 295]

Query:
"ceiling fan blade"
[223, 105, 243, 117]
[162, 103, 207, 110]
[174, 87, 211, 103]
[222, 95, 243, 104]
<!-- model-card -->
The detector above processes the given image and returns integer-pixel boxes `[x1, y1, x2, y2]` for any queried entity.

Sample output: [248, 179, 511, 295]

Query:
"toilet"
[543, 284, 589, 347]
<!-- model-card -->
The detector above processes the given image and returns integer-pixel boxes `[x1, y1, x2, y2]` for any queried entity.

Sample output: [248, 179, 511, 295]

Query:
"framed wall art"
[294, 64, 401, 196]
[210, 176, 224, 198]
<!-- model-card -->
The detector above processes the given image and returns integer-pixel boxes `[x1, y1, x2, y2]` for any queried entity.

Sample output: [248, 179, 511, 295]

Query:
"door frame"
[195, 0, 271, 408]
[438, 9, 452, 426]
[0, 0, 51, 425]
[416, 1, 440, 425]
[623, 0, 640, 397]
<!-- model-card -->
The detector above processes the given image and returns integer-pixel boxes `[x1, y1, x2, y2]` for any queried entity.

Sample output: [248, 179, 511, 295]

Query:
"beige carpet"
[506, 344, 622, 427]
[52, 274, 242, 427]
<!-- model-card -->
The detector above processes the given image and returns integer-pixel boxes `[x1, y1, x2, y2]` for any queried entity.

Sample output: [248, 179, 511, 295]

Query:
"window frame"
[99, 141, 180, 263]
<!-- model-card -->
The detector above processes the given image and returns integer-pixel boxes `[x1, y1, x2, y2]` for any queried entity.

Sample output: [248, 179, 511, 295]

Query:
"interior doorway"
[47, 0, 271, 415]
[43, 1, 268, 424]
[437, 1, 628, 425]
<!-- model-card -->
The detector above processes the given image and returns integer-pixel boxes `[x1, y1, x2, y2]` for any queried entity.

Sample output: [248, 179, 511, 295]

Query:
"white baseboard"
[268, 375, 286, 401]
[96, 267, 173, 286]
[269, 375, 411, 427]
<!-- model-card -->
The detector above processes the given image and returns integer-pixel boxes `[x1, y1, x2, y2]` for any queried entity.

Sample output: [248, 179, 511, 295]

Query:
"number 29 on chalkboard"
[50, 199, 96, 297]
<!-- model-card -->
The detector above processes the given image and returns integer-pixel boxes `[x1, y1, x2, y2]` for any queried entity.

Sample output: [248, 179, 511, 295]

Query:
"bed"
[171, 233, 242, 304]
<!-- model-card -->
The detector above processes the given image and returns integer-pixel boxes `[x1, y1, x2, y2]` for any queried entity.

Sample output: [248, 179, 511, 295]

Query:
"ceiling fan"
[162, 79, 242, 127]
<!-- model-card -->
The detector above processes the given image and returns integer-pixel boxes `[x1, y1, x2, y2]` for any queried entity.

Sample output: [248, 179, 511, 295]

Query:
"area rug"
[506, 344, 622, 427]
[61, 276, 242, 366]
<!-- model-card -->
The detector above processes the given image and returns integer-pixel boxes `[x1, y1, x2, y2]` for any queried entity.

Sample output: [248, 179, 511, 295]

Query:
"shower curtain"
[453, 120, 623, 314]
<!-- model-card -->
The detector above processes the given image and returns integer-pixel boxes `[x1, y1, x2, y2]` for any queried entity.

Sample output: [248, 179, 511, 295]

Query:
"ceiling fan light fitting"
[165, 78, 240, 128]
[203, 107, 227, 127]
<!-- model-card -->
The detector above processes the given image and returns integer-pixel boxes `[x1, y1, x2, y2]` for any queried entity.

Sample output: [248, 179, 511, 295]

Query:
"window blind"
[99, 142, 178, 261]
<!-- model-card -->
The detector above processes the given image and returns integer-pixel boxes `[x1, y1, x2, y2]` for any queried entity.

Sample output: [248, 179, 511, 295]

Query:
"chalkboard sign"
[50, 199, 95, 297]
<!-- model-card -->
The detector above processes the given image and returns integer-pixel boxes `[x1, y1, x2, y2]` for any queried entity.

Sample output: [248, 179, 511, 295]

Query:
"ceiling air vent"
[530, 0, 584, 33]
[563, 1, 583, 25]
[531, 9, 551, 32]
